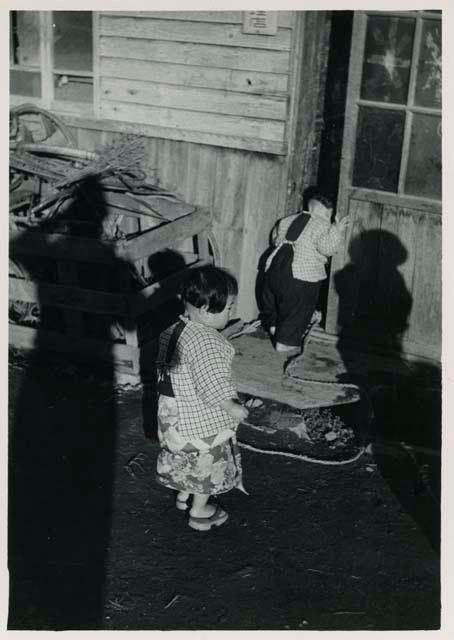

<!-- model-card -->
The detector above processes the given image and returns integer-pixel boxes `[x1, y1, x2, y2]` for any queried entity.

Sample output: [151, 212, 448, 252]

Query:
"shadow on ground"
[8, 349, 440, 630]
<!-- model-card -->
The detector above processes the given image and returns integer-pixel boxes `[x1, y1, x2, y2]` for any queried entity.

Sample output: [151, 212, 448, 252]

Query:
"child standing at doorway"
[156, 266, 249, 531]
[260, 193, 349, 353]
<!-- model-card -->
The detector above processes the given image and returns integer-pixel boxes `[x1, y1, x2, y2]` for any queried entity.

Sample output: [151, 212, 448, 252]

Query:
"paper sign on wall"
[242, 11, 278, 35]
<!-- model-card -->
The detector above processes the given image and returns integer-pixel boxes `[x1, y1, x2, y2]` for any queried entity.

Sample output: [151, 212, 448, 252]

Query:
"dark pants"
[261, 270, 321, 347]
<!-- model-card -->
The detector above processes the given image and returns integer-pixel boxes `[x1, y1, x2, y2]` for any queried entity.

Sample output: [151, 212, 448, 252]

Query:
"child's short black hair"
[303, 186, 333, 210]
[181, 265, 238, 313]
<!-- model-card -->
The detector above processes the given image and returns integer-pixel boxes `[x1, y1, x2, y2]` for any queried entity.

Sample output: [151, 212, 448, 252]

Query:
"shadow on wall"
[8, 176, 135, 629]
[139, 248, 186, 441]
[334, 229, 441, 554]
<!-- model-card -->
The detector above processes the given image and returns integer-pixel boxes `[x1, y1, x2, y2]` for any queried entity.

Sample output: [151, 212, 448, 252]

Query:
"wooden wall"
[72, 125, 287, 320]
[325, 196, 441, 361]
[10, 11, 330, 323]
[97, 11, 296, 154]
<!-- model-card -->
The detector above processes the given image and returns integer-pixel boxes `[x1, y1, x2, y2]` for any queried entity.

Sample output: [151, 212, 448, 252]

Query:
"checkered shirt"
[157, 318, 238, 441]
[265, 212, 343, 282]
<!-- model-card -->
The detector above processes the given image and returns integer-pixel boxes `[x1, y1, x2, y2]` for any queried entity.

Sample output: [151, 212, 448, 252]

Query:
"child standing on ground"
[261, 193, 349, 353]
[156, 266, 249, 531]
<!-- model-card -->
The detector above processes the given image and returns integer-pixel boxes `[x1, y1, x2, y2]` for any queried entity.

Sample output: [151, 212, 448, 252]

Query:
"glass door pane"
[405, 114, 441, 199]
[360, 15, 415, 104]
[52, 11, 93, 72]
[414, 19, 442, 108]
[353, 106, 405, 192]
[10, 11, 42, 98]
[52, 11, 93, 104]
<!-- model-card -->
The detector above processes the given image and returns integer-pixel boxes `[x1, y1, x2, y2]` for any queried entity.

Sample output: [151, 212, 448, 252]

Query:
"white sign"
[242, 11, 278, 36]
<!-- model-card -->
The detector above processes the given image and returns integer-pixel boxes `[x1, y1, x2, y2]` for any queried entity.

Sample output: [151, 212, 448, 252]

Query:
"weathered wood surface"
[326, 197, 441, 360]
[231, 335, 360, 410]
[67, 127, 288, 320]
[287, 336, 411, 380]
[97, 11, 295, 154]
[100, 58, 288, 95]
[99, 11, 296, 29]
[99, 15, 292, 51]
[100, 77, 288, 121]
[99, 102, 286, 144]
[99, 36, 291, 74]
[9, 207, 211, 264]
[64, 112, 288, 156]
[286, 12, 330, 211]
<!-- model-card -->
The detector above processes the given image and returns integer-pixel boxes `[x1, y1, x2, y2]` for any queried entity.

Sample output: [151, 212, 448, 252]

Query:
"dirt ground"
[7, 352, 440, 631]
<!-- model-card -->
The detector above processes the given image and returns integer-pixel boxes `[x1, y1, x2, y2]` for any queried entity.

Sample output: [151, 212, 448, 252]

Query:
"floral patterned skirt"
[156, 395, 243, 495]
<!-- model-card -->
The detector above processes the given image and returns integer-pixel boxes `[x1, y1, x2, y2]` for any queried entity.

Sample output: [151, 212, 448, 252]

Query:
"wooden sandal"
[188, 505, 229, 531]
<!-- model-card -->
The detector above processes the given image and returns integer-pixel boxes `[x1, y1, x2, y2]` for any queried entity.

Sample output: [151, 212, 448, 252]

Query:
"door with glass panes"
[325, 10, 441, 361]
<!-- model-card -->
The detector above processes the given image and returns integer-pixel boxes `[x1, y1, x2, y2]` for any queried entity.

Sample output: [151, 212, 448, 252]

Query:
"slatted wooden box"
[9, 207, 216, 382]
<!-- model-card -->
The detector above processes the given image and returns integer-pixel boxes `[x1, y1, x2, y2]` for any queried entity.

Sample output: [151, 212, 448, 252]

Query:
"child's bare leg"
[190, 493, 216, 518]
[175, 490, 190, 510]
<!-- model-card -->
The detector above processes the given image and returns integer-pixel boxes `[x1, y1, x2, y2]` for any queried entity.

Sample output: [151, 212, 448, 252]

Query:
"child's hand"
[221, 399, 249, 421]
[336, 216, 350, 230]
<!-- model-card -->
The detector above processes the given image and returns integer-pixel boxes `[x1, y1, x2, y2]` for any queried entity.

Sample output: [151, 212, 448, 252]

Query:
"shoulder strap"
[164, 319, 186, 365]
[285, 212, 311, 242]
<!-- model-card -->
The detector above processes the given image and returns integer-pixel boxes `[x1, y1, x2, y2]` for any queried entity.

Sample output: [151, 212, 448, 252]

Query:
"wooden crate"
[9, 207, 217, 382]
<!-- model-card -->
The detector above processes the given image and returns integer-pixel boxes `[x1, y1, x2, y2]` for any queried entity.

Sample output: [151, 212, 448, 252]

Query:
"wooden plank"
[99, 101, 286, 143]
[9, 278, 129, 316]
[286, 12, 329, 211]
[10, 228, 120, 264]
[129, 257, 212, 317]
[389, 207, 418, 345]
[100, 15, 292, 51]
[9, 209, 211, 264]
[99, 36, 291, 74]
[100, 77, 288, 121]
[212, 149, 250, 231]
[182, 143, 218, 209]
[92, 11, 101, 119]
[409, 212, 441, 348]
[349, 186, 442, 215]
[63, 114, 287, 156]
[76, 126, 103, 151]
[232, 335, 360, 410]
[325, 13, 367, 334]
[99, 11, 296, 29]
[120, 207, 212, 262]
[237, 153, 283, 319]
[327, 198, 383, 333]
[9, 324, 139, 375]
[100, 58, 288, 96]
[154, 137, 189, 200]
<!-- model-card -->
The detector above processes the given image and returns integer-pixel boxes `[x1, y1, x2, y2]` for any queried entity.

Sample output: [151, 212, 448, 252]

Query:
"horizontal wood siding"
[70, 125, 287, 319]
[100, 78, 287, 121]
[98, 11, 294, 153]
[100, 11, 296, 29]
[326, 197, 441, 360]
[100, 15, 292, 50]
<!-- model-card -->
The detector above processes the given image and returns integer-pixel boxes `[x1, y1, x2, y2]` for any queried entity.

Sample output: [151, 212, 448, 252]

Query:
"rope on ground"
[238, 440, 366, 466]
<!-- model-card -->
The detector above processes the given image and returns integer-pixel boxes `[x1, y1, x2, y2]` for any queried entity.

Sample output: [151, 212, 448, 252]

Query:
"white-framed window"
[10, 10, 94, 116]
[348, 10, 441, 203]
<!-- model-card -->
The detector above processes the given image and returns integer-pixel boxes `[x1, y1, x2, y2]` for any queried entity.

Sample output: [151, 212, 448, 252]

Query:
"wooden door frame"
[324, 10, 442, 337]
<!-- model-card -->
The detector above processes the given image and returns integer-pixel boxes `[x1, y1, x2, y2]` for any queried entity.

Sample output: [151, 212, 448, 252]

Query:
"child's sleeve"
[187, 335, 237, 407]
[315, 223, 343, 257]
